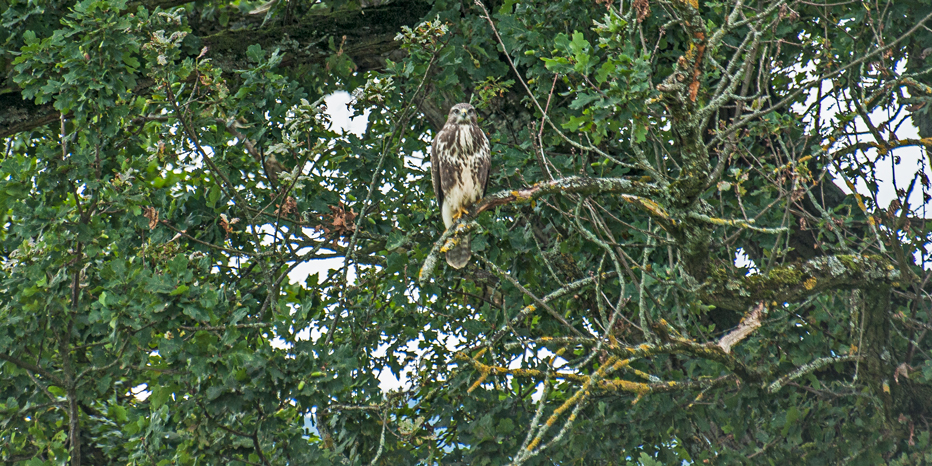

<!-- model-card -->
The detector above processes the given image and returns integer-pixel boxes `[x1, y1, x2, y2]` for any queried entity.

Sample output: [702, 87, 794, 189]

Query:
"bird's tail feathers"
[445, 237, 471, 269]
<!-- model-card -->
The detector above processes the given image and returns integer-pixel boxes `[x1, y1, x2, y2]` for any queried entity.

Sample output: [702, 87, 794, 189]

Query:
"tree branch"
[702, 254, 902, 311]
[418, 176, 660, 283]
[0, 352, 64, 387]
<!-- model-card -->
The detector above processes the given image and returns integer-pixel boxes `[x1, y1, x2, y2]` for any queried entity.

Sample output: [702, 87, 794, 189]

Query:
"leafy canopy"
[1, 0, 932, 464]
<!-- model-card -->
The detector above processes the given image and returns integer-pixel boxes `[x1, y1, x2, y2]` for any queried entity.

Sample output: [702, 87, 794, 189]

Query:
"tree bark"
[860, 286, 932, 435]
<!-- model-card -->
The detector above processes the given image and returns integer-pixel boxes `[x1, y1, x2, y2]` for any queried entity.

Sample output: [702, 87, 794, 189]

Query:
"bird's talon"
[452, 206, 469, 221]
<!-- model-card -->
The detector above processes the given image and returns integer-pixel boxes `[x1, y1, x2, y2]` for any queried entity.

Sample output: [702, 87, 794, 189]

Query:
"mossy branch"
[687, 211, 789, 234]
[454, 351, 653, 395]
[767, 355, 861, 393]
[418, 176, 658, 284]
[704, 254, 901, 311]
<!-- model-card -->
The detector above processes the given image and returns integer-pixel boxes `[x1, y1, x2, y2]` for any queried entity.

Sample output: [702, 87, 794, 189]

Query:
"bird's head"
[447, 103, 478, 125]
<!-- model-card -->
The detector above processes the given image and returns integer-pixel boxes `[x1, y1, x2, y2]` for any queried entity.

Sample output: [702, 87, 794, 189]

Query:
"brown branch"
[0, 352, 64, 386]
[718, 302, 766, 354]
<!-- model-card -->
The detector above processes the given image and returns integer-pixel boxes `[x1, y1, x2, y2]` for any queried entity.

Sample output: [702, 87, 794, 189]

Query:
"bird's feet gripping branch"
[451, 206, 469, 221]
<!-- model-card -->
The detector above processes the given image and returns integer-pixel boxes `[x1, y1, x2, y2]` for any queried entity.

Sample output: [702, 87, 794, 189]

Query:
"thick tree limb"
[702, 254, 902, 311]
[200, 0, 429, 72]
[0, 92, 61, 140]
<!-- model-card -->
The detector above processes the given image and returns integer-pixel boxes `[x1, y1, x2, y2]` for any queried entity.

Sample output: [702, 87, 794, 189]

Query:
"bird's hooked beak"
[456, 108, 470, 122]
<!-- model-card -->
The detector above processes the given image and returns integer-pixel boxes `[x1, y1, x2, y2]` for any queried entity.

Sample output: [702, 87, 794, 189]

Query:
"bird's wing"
[431, 129, 444, 208]
[475, 127, 491, 197]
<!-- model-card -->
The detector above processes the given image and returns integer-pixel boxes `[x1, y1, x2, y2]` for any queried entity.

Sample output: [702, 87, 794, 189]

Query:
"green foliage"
[1, 0, 932, 464]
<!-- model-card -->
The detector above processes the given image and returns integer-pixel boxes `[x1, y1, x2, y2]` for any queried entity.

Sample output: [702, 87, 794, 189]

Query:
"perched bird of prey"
[431, 103, 491, 269]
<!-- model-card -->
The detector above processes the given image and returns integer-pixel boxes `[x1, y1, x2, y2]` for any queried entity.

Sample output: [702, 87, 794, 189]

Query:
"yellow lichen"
[467, 372, 489, 393]
[440, 237, 459, 253]
[685, 44, 697, 61]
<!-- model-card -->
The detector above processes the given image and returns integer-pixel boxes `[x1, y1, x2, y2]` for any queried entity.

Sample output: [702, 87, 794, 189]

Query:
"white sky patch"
[132, 383, 151, 401]
[791, 62, 929, 209]
[734, 247, 757, 273]
[325, 91, 369, 136]
[406, 150, 427, 169]
[828, 106, 926, 209]
[289, 255, 352, 285]
[371, 336, 420, 391]
[370, 327, 470, 392]
[293, 321, 325, 343]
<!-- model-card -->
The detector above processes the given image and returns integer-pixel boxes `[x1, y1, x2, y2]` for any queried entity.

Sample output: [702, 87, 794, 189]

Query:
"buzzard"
[431, 103, 491, 269]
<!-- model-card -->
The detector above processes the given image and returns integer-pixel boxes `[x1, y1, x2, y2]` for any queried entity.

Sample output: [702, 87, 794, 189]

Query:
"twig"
[369, 410, 388, 465]
[767, 355, 862, 393]
[707, 8, 932, 148]
[477, 256, 585, 337]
